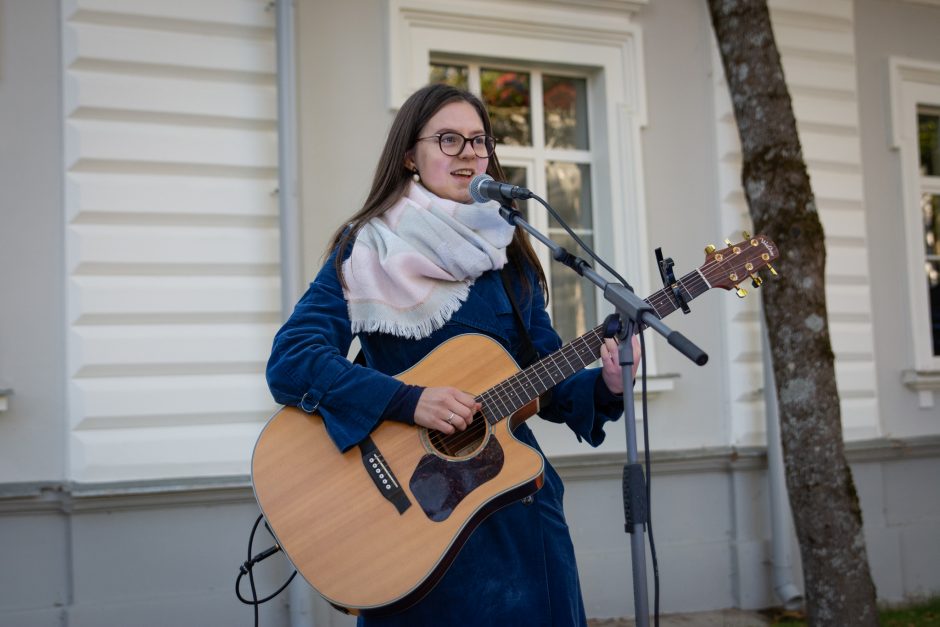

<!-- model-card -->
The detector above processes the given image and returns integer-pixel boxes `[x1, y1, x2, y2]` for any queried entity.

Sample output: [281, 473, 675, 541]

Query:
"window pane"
[551, 232, 596, 341]
[546, 162, 592, 229]
[924, 193, 940, 257]
[920, 112, 940, 176]
[543, 75, 589, 150]
[928, 261, 940, 356]
[430, 63, 469, 90]
[500, 165, 530, 219]
[481, 69, 531, 146]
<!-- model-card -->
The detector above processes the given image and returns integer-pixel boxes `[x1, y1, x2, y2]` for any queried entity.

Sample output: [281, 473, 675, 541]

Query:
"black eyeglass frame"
[415, 132, 497, 158]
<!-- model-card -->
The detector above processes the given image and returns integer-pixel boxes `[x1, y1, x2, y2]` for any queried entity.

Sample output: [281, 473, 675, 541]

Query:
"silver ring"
[446, 412, 455, 425]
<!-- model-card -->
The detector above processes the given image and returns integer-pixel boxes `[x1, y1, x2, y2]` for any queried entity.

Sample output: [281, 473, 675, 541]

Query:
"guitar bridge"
[358, 436, 411, 515]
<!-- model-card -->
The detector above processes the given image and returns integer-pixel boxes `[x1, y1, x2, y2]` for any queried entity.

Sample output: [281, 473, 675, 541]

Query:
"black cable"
[639, 331, 660, 627]
[236, 514, 298, 627]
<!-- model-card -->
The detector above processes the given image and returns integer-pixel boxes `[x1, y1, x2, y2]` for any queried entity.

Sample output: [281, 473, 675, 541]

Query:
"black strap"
[352, 349, 366, 366]
[500, 269, 538, 369]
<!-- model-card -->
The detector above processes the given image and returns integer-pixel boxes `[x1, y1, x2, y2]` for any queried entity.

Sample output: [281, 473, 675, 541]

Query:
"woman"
[266, 83, 640, 626]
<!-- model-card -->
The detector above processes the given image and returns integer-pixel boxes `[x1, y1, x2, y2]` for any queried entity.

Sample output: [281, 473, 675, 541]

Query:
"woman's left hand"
[600, 335, 642, 395]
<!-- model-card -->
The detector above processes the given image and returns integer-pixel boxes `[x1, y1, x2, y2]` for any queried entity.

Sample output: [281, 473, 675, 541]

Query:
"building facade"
[1, 0, 938, 625]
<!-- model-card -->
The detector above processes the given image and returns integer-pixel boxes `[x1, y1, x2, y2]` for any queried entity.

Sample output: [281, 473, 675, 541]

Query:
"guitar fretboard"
[477, 269, 711, 424]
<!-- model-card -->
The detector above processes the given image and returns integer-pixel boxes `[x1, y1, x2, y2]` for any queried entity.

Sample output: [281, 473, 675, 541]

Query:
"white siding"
[62, 0, 279, 481]
[711, 0, 880, 445]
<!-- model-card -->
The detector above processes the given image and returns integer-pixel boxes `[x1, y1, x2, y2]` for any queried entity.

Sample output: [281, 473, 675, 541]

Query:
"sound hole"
[427, 411, 488, 458]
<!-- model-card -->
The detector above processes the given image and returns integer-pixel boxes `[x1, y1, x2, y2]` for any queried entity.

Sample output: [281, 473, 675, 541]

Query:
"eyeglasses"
[416, 132, 497, 158]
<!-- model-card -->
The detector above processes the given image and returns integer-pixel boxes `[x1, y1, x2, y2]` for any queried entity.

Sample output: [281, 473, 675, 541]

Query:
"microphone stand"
[496, 203, 707, 627]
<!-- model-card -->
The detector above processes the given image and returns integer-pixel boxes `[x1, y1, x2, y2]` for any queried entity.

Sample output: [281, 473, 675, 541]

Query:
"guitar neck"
[477, 269, 710, 425]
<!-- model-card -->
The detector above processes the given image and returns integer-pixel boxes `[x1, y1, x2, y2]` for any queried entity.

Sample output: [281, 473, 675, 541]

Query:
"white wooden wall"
[712, 0, 880, 445]
[62, 0, 281, 481]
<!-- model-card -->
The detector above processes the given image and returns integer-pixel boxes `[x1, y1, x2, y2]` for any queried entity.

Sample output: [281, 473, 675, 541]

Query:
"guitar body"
[251, 334, 545, 615]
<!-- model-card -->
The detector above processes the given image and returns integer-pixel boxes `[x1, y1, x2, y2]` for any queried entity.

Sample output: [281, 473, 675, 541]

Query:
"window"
[386, 0, 672, 408]
[920, 109, 940, 356]
[890, 58, 940, 406]
[431, 62, 596, 339]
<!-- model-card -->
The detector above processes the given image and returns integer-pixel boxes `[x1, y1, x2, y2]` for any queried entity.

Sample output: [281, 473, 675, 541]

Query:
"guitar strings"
[425, 241, 774, 454]
[428, 271, 696, 453]
[427, 327, 607, 454]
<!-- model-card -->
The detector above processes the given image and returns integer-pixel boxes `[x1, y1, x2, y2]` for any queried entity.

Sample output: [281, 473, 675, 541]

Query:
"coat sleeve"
[526, 278, 624, 447]
[265, 250, 404, 452]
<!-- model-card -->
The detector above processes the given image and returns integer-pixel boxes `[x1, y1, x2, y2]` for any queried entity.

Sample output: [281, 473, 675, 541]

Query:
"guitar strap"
[501, 268, 553, 410]
[499, 268, 538, 368]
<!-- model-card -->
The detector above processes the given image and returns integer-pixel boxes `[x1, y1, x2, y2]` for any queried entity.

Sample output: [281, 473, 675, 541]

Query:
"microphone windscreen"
[469, 174, 494, 204]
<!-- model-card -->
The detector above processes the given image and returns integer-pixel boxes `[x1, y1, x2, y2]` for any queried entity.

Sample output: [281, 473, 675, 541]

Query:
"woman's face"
[406, 101, 490, 204]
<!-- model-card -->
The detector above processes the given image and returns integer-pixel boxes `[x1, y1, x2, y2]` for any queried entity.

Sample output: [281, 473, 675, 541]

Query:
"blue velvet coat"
[266, 248, 624, 626]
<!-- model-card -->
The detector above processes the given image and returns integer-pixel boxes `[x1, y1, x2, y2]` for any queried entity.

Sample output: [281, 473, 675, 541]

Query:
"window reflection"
[546, 162, 592, 229]
[920, 112, 939, 176]
[501, 165, 530, 220]
[925, 193, 940, 356]
[544, 75, 589, 150]
[551, 232, 596, 341]
[430, 63, 469, 90]
[924, 193, 940, 257]
[481, 69, 531, 146]
[546, 163, 593, 339]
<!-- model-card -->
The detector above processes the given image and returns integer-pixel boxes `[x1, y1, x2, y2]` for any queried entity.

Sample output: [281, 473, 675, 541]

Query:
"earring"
[412, 169, 420, 183]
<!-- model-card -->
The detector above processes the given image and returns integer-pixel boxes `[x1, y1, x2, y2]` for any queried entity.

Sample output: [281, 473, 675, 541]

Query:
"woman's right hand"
[413, 387, 481, 434]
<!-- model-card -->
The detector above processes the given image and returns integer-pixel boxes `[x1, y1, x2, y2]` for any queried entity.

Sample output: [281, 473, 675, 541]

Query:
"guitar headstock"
[700, 232, 779, 297]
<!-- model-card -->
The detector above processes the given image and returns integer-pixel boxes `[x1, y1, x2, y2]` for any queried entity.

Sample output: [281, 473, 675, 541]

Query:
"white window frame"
[890, 57, 940, 406]
[387, 0, 668, 380]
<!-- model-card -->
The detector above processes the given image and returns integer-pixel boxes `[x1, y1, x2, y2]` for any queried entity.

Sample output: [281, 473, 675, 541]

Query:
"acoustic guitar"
[251, 234, 779, 615]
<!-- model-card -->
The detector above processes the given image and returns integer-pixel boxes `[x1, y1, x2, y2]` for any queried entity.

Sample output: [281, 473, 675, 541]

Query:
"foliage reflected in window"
[544, 75, 589, 150]
[920, 112, 940, 176]
[430, 63, 469, 90]
[481, 69, 531, 146]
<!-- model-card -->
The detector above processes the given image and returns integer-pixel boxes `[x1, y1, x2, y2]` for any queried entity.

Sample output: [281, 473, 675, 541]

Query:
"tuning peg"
[751, 274, 763, 288]
[736, 287, 748, 298]
[725, 238, 734, 246]
[742, 230, 751, 239]
[705, 244, 716, 255]
[767, 263, 778, 276]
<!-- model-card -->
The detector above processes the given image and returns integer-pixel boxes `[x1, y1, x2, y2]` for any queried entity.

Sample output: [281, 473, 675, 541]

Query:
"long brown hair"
[328, 83, 547, 299]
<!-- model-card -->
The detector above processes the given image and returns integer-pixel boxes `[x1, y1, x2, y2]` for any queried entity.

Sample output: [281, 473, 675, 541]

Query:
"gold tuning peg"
[725, 238, 734, 246]
[767, 263, 778, 276]
[704, 244, 716, 255]
[751, 274, 763, 288]
[742, 230, 751, 240]
[736, 287, 748, 298]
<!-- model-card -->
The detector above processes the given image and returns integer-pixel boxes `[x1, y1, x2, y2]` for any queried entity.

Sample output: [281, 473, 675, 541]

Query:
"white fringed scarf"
[342, 182, 517, 340]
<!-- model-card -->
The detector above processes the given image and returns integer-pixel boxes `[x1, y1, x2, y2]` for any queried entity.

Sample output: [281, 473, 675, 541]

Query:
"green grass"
[767, 597, 940, 626]
[880, 597, 940, 627]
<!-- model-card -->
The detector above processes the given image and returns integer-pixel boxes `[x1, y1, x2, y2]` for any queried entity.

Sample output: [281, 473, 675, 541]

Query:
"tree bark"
[706, 1, 879, 625]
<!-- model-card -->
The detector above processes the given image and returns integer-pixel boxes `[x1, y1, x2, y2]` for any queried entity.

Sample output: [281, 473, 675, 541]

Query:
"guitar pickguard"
[409, 436, 504, 522]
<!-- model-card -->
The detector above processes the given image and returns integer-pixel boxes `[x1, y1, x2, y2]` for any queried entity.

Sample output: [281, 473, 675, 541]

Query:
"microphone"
[469, 174, 534, 204]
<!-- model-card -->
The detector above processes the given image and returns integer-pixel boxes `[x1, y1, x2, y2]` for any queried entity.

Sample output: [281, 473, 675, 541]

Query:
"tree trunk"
[706, 1, 879, 625]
